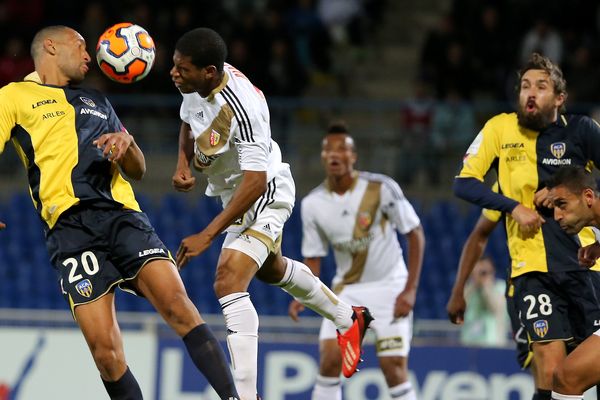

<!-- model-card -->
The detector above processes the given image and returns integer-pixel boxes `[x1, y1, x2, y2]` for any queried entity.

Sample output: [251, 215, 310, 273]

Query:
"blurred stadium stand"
[1, 0, 600, 328]
[0, 189, 509, 320]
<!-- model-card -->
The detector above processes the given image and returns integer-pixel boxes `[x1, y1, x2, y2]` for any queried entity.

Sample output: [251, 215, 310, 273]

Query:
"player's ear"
[43, 38, 57, 56]
[205, 65, 218, 78]
[584, 188, 594, 207]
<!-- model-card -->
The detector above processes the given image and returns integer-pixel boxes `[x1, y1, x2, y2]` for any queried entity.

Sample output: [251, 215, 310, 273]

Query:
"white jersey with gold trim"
[179, 63, 286, 202]
[301, 172, 420, 290]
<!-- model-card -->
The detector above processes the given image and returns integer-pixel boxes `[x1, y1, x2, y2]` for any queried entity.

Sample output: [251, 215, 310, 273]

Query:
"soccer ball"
[96, 23, 155, 84]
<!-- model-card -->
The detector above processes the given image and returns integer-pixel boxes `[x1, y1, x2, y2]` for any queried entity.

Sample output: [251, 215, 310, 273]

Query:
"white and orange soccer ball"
[96, 23, 155, 84]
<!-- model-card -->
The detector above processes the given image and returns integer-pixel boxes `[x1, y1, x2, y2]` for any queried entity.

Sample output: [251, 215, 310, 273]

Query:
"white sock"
[312, 375, 342, 400]
[551, 392, 583, 400]
[219, 292, 259, 400]
[390, 381, 417, 399]
[278, 257, 353, 331]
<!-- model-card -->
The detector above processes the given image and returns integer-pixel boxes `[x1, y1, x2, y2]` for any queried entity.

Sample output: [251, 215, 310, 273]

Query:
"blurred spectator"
[317, 0, 362, 46]
[429, 89, 475, 184]
[563, 45, 600, 107]
[263, 37, 308, 96]
[435, 41, 474, 99]
[285, 0, 331, 73]
[419, 13, 461, 86]
[170, 3, 196, 43]
[460, 256, 508, 347]
[470, 5, 510, 100]
[80, 2, 109, 55]
[0, 37, 34, 85]
[397, 79, 435, 185]
[519, 18, 563, 65]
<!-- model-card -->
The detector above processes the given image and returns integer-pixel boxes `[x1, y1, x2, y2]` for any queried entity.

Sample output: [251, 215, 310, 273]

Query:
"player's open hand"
[511, 204, 545, 238]
[172, 165, 196, 192]
[94, 131, 132, 162]
[578, 242, 600, 268]
[0, 221, 5, 230]
[394, 287, 416, 318]
[446, 292, 466, 324]
[176, 231, 212, 269]
[288, 300, 305, 322]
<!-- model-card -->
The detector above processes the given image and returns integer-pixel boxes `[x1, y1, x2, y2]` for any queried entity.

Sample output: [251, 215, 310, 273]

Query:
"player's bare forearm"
[303, 257, 322, 278]
[177, 122, 194, 168]
[404, 225, 425, 292]
[94, 131, 145, 180]
[202, 170, 267, 239]
[452, 216, 497, 293]
[119, 136, 145, 180]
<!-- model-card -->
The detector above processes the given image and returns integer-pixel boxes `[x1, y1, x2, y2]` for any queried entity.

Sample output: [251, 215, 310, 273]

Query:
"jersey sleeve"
[301, 197, 329, 258]
[457, 117, 501, 181]
[454, 116, 519, 213]
[380, 177, 421, 234]
[234, 108, 270, 171]
[0, 87, 16, 154]
[482, 208, 502, 222]
[481, 181, 503, 222]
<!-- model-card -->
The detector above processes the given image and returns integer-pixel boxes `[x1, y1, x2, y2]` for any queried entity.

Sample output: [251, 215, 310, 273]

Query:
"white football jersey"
[301, 172, 420, 291]
[179, 63, 286, 202]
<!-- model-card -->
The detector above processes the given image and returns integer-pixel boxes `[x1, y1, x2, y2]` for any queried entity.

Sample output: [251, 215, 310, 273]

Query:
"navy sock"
[183, 324, 239, 400]
[102, 366, 143, 400]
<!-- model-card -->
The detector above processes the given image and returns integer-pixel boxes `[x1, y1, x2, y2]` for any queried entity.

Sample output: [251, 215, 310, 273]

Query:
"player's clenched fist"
[579, 242, 600, 268]
[172, 166, 196, 192]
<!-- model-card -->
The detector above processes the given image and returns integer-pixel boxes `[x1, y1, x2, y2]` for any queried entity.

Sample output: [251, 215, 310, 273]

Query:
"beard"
[517, 102, 555, 131]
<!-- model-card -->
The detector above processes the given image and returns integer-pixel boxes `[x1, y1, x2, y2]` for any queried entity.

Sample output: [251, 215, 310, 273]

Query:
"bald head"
[30, 25, 90, 85]
[30, 25, 71, 61]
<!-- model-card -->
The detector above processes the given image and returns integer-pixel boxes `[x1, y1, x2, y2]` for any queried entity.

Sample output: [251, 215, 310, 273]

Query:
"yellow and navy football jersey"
[458, 112, 600, 277]
[0, 72, 140, 230]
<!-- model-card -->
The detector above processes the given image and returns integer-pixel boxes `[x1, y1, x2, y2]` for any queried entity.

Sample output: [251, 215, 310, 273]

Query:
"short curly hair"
[175, 28, 227, 72]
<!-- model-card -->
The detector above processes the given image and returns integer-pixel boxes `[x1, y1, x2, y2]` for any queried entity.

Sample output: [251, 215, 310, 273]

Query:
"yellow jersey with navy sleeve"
[458, 112, 600, 277]
[0, 72, 140, 230]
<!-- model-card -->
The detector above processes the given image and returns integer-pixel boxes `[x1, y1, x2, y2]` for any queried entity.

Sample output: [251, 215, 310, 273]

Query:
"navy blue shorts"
[513, 270, 600, 344]
[46, 205, 173, 309]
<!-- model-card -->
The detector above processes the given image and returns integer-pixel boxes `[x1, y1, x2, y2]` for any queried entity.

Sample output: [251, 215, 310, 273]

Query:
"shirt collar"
[206, 72, 229, 102]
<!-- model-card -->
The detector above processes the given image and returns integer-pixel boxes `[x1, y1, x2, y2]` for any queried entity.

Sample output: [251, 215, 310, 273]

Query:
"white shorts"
[319, 280, 412, 357]
[222, 165, 295, 268]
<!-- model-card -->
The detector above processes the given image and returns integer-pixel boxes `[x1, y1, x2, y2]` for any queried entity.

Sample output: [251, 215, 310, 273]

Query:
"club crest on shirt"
[533, 319, 548, 338]
[75, 279, 93, 298]
[210, 129, 221, 146]
[79, 97, 96, 108]
[357, 211, 372, 230]
[550, 142, 566, 159]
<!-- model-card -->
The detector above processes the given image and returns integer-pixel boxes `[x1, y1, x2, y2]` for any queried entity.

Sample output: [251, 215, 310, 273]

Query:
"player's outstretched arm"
[0, 221, 5, 230]
[118, 134, 145, 180]
[447, 214, 498, 324]
[176, 170, 267, 268]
